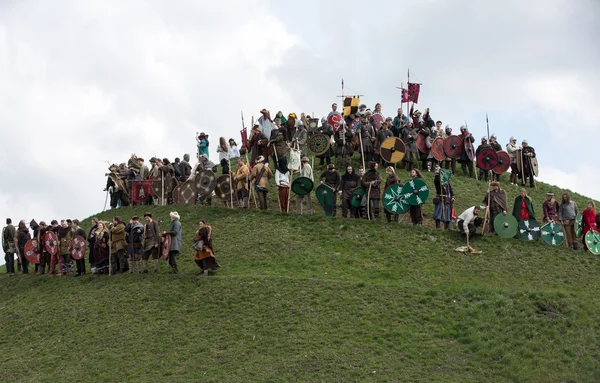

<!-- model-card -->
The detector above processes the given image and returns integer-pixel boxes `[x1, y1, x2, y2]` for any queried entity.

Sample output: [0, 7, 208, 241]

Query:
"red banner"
[131, 180, 153, 203]
[408, 83, 421, 104]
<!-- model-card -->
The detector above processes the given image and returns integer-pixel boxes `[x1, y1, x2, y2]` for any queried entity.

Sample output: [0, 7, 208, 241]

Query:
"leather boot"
[142, 260, 148, 273]
[128, 259, 134, 273]
[170, 265, 178, 274]
[153, 259, 159, 273]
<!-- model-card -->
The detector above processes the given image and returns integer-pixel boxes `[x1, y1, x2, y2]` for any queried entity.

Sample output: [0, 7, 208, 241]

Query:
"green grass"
[1, 162, 599, 382]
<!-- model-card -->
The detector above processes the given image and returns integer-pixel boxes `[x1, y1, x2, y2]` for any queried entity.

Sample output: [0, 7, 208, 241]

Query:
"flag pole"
[407, 69, 410, 121]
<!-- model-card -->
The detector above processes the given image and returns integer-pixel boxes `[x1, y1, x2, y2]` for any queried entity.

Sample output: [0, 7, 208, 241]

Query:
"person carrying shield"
[582, 200, 598, 251]
[36, 221, 52, 275]
[476, 137, 493, 182]
[384, 167, 402, 224]
[433, 166, 454, 230]
[376, 122, 394, 166]
[250, 156, 273, 210]
[57, 220, 73, 276]
[358, 115, 376, 164]
[489, 134, 502, 181]
[408, 169, 424, 225]
[320, 164, 341, 217]
[482, 181, 508, 233]
[361, 162, 382, 220]
[542, 192, 560, 223]
[295, 156, 314, 215]
[15, 220, 31, 274]
[340, 165, 360, 219]
[401, 123, 419, 171]
[458, 126, 475, 178]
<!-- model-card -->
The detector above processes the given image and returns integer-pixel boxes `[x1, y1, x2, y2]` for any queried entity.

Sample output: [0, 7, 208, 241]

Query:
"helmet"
[321, 117, 327, 124]
[481, 137, 487, 143]
[510, 136, 516, 141]
[460, 125, 466, 131]
[491, 134, 497, 139]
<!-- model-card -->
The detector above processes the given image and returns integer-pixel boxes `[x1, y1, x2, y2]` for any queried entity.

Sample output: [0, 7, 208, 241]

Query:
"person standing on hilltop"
[340, 165, 360, 219]
[249, 124, 268, 166]
[179, 154, 192, 182]
[87, 217, 98, 269]
[163, 212, 182, 274]
[2, 218, 16, 275]
[15, 220, 31, 274]
[458, 126, 475, 178]
[57, 219, 73, 276]
[475, 137, 492, 182]
[233, 158, 250, 209]
[258, 109, 275, 140]
[197, 132, 209, 158]
[542, 192, 559, 223]
[512, 188, 536, 222]
[295, 156, 314, 216]
[141, 213, 161, 274]
[482, 181, 508, 234]
[193, 220, 220, 277]
[433, 166, 454, 230]
[559, 193, 579, 250]
[110, 216, 127, 274]
[72, 219, 86, 277]
[125, 216, 144, 273]
[362, 162, 382, 220]
[36, 221, 51, 275]
[582, 200, 598, 251]
[250, 156, 272, 210]
[275, 159, 291, 214]
[92, 221, 110, 274]
[320, 164, 341, 217]
[408, 169, 424, 225]
[384, 166, 402, 224]
[506, 137, 520, 185]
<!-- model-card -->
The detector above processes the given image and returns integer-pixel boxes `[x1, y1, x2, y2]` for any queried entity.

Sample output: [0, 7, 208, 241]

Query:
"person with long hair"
[559, 193, 579, 250]
[193, 220, 220, 276]
[384, 166, 402, 223]
[542, 192, 559, 223]
[92, 221, 110, 274]
[512, 187, 536, 221]
[408, 169, 424, 225]
[582, 200, 598, 250]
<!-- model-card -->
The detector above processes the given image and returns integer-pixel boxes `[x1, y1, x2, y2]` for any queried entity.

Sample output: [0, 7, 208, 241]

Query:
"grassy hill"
[1, 163, 600, 382]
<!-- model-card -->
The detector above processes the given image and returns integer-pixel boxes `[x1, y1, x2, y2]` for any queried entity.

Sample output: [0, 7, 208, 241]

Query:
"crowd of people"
[1, 214, 220, 277]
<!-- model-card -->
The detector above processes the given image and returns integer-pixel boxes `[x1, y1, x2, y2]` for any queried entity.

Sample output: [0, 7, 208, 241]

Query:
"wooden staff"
[367, 183, 372, 221]
[228, 158, 234, 209]
[108, 227, 112, 276]
[358, 129, 366, 172]
[482, 185, 492, 234]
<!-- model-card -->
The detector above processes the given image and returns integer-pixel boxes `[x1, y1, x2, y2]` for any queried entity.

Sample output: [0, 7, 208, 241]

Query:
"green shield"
[291, 177, 314, 196]
[575, 213, 583, 237]
[382, 184, 409, 214]
[541, 222, 565, 246]
[316, 184, 334, 216]
[518, 219, 541, 241]
[585, 230, 600, 255]
[401, 178, 429, 206]
[494, 214, 518, 238]
[350, 187, 365, 208]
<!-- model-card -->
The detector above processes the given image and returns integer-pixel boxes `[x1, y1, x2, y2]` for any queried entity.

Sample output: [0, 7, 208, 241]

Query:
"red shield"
[327, 113, 342, 132]
[464, 139, 475, 161]
[443, 135, 464, 159]
[476, 148, 499, 171]
[371, 113, 385, 130]
[162, 235, 171, 260]
[131, 180, 153, 203]
[71, 235, 87, 260]
[493, 151, 511, 174]
[431, 137, 445, 161]
[416, 132, 429, 154]
[43, 231, 58, 256]
[24, 238, 41, 264]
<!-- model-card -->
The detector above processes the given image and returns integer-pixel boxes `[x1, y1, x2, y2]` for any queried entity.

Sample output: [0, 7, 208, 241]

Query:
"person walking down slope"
[193, 220, 220, 277]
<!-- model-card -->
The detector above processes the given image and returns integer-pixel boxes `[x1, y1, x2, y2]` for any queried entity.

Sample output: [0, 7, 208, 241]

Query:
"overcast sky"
[1, 0, 599, 228]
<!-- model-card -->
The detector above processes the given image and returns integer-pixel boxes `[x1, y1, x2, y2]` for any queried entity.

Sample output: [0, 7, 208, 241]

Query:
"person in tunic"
[582, 200, 598, 251]
[475, 137, 492, 182]
[268, 129, 289, 169]
[458, 126, 475, 178]
[408, 169, 424, 225]
[559, 193, 579, 250]
[250, 156, 273, 210]
[110, 216, 127, 274]
[248, 124, 268, 166]
[358, 115, 376, 164]
[15, 220, 31, 274]
[384, 166, 402, 223]
[142, 213, 161, 273]
[92, 222, 110, 274]
[512, 188, 536, 222]
[340, 165, 360, 219]
[506, 137, 520, 185]
[275, 159, 291, 213]
[233, 158, 250, 209]
[87, 217, 98, 269]
[334, 123, 354, 170]
[258, 109, 275, 140]
[442, 126, 457, 175]
[361, 162, 382, 220]
[433, 166, 454, 230]
[163, 212, 182, 274]
[216, 137, 231, 175]
[482, 181, 508, 233]
[542, 192, 560, 223]
[401, 123, 419, 171]
[520, 140, 536, 188]
[295, 156, 314, 216]
[376, 123, 394, 166]
[36, 221, 51, 275]
[57, 220, 73, 276]
[72, 219, 86, 277]
[194, 220, 220, 276]
[229, 139, 241, 160]
[125, 216, 144, 273]
[489, 134, 502, 181]
[291, 122, 308, 157]
[2, 218, 16, 275]
[319, 164, 341, 217]
[197, 132, 209, 158]
[457, 206, 482, 237]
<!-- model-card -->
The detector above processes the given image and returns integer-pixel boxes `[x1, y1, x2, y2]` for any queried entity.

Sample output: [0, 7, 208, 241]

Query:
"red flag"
[131, 180, 153, 203]
[400, 88, 409, 103]
[408, 83, 421, 104]
[240, 128, 249, 148]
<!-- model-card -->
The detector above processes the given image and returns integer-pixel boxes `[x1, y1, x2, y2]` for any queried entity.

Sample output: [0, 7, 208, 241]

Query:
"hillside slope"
[1, 166, 599, 382]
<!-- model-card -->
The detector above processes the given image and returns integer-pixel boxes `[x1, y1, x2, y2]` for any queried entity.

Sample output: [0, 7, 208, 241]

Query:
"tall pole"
[407, 69, 410, 121]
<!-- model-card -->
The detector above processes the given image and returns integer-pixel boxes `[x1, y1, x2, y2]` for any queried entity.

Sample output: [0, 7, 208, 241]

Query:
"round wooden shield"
[518, 219, 541, 241]
[195, 170, 217, 197]
[494, 214, 518, 238]
[401, 178, 429, 206]
[464, 139, 475, 161]
[308, 118, 320, 130]
[350, 117, 362, 133]
[43, 231, 58, 256]
[180, 180, 198, 205]
[530, 157, 539, 177]
[443, 135, 464, 159]
[161, 235, 171, 260]
[316, 184, 334, 216]
[351, 187, 365, 208]
[24, 238, 41, 264]
[383, 184, 410, 214]
[476, 148, 499, 171]
[493, 151, 511, 175]
[71, 235, 87, 260]
[575, 213, 583, 237]
[371, 113, 384, 130]
[585, 230, 600, 255]
[327, 113, 342, 131]
[416, 132, 429, 154]
[307, 133, 331, 156]
[432, 137, 445, 161]
[291, 177, 314, 196]
[215, 175, 233, 200]
[172, 182, 184, 204]
[152, 178, 163, 198]
[541, 222, 565, 246]
[379, 137, 406, 164]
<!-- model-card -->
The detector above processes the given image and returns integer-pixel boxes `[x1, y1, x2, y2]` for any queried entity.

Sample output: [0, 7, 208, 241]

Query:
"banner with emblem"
[131, 180, 153, 203]
[343, 96, 360, 117]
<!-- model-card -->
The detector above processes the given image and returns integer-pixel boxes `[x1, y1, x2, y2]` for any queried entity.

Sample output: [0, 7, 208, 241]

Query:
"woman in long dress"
[193, 220, 220, 276]
[92, 222, 110, 274]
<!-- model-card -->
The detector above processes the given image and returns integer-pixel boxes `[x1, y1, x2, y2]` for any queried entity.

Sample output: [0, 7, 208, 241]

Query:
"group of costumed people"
[2, 214, 220, 277]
